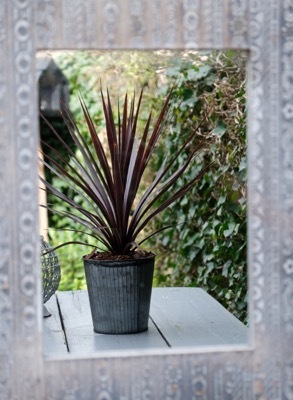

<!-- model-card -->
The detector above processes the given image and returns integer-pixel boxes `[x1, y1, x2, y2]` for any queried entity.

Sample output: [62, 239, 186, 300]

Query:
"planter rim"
[83, 253, 155, 265]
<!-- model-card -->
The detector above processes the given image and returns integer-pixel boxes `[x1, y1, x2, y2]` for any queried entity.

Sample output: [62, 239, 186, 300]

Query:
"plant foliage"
[40, 88, 211, 256]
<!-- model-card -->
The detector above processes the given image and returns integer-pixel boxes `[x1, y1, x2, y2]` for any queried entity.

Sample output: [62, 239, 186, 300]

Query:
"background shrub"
[149, 51, 247, 322]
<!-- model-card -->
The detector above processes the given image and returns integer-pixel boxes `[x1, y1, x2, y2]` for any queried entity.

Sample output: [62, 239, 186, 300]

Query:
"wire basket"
[41, 236, 61, 304]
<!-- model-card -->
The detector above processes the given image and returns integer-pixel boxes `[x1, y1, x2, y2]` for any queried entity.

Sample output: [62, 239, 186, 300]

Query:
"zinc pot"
[83, 254, 155, 334]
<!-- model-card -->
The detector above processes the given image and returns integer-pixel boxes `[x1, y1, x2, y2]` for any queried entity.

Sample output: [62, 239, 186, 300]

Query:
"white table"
[43, 287, 248, 355]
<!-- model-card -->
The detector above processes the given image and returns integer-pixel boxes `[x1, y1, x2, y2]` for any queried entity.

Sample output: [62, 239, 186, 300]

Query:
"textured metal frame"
[0, 1, 291, 398]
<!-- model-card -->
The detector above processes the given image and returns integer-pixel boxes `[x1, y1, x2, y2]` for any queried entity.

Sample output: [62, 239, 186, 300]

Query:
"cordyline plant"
[40, 89, 211, 258]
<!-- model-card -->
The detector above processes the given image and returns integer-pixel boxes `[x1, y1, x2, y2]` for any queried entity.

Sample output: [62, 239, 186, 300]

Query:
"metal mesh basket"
[41, 236, 61, 304]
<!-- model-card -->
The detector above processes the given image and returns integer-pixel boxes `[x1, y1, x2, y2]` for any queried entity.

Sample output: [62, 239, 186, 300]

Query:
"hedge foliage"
[149, 51, 248, 322]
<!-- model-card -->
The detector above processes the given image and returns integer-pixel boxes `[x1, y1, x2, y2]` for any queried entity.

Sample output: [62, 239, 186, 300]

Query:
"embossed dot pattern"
[13, 0, 39, 355]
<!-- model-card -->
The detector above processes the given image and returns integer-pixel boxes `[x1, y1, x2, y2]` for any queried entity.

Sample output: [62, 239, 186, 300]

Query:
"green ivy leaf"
[223, 222, 237, 237]
[187, 65, 212, 80]
[211, 121, 227, 137]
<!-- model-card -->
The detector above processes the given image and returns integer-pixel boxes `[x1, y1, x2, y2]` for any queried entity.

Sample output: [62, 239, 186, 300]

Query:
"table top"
[43, 287, 248, 356]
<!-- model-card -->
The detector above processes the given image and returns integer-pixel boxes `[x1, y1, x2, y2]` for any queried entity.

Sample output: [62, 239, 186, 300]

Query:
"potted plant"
[40, 88, 211, 334]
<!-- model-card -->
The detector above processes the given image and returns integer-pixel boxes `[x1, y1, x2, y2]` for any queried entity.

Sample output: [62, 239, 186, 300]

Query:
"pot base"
[93, 327, 148, 335]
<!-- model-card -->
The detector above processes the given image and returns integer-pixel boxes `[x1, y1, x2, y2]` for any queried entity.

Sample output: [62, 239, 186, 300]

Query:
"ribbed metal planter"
[83, 255, 155, 334]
